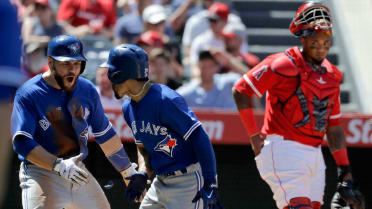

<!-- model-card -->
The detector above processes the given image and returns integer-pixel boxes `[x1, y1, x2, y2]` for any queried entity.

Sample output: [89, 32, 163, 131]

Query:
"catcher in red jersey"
[232, 1, 364, 209]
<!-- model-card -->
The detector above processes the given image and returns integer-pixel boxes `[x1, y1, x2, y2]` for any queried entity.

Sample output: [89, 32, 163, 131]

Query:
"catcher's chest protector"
[281, 48, 342, 139]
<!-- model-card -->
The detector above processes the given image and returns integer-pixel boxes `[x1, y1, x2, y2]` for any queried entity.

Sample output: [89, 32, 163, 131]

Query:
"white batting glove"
[120, 163, 138, 179]
[53, 153, 89, 187]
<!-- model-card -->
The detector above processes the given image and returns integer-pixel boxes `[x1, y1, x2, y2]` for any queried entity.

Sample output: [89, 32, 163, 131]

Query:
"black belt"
[163, 168, 188, 176]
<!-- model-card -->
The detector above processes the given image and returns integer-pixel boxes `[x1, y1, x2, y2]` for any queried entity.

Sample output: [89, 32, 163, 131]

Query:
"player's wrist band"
[332, 148, 350, 166]
[107, 145, 131, 172]
[238, 108, 259, 136]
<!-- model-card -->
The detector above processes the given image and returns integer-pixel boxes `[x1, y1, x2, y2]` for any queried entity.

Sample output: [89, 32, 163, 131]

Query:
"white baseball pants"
[254, 134, 326, 209]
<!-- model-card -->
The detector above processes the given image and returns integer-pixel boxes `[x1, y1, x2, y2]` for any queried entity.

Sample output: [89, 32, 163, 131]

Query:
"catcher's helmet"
[103, 44, 149, 85]
[47, 35, 87, 74]
[289, 1, 332, 37]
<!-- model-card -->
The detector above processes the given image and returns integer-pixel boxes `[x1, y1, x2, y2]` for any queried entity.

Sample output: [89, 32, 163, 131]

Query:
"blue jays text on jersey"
[11, 74, 116, 162]
[123, 84, 202, 175]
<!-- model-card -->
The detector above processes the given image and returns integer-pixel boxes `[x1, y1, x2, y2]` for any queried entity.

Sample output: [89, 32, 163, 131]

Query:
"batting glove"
[192, 179, 224, 209]
[331, 166, 365, 209]
[53, 153, 89, 187]
[125, 172, 148, 202]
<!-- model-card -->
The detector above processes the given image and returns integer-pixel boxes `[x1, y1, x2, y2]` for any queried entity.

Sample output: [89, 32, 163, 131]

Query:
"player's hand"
[192, 179, 224, 209]
[71, 104, 84, 120]
[53, 153, 89, 187]
[120, 163, 138, 186]
[125, 172, 148, 202]
[250, 134, 264, 156]
[331, 166, 365, 209]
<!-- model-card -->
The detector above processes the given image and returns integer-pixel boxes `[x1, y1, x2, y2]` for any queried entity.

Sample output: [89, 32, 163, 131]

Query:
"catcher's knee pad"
[311, 201, 321, 209]
[283, 197, 312, 209]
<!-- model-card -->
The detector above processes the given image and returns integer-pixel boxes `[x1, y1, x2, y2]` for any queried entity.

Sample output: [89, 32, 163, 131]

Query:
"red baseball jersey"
[234, 46, 343, 147]
[57, 0, 117, 30]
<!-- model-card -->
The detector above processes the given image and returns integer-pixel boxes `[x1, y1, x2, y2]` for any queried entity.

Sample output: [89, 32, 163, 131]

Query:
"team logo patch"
[39, 116, 50, 131]
[68, 43, 80, 55]
[154, 134, 177, 157]
[253, 65, 268, 81]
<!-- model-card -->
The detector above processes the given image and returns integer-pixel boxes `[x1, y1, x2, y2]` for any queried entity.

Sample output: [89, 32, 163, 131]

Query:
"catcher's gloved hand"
[125, 172, 148, 202]
[331, 166, 365, 209]
[52, 153, 89, 187]
[192, 179, 224, 209]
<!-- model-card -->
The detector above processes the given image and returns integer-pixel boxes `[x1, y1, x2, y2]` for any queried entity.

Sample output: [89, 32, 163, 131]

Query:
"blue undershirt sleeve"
[13, 135, 39, 158]
[188, 126, 217, 181]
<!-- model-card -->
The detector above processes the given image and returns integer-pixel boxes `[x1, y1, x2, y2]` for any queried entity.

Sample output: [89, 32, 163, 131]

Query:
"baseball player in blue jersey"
[11, 35, 139, 209]
[103, 44, 224, 209]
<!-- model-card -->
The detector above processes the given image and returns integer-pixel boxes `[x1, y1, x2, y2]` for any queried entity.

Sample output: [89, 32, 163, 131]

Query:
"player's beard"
[52, 66, 77, 92]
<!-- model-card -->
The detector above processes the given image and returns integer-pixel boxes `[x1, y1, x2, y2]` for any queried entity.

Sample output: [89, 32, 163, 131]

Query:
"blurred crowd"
[12, 0, 263, 111]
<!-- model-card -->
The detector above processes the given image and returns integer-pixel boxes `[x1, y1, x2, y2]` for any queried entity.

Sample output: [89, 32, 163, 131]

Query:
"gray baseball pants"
[19, 162, 110, 209]
[140, 163, 203, 209]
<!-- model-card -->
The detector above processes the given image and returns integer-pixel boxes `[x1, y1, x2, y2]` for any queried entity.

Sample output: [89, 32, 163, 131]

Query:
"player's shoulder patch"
[270, 54, 299, 77]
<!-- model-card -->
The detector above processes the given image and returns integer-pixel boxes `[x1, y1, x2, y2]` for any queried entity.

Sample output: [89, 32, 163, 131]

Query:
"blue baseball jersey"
[11, 74, 116, 162]
[123, 84, 202, 175]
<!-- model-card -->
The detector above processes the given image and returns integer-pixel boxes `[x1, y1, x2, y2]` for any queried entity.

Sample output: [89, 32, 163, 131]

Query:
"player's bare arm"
[232, 89, 263, 156]
[137, 144, 153, 177]
[326, 125, 347, 153]
[24, 145, 57, 171]
[326, 125, 351, 181]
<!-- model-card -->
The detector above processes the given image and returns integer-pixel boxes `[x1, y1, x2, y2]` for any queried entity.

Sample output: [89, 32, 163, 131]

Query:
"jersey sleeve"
[328, 90, 341, 127]
[234, 58, 283, 98]
[11, 92, 37, 141]
[160, 96, 202, 141]
[57, 0, 76, 22]
[89, 90, 116, 144]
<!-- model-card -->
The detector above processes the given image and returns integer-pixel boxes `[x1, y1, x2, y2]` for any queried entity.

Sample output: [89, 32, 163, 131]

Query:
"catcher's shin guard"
[283, 197, 312, 209]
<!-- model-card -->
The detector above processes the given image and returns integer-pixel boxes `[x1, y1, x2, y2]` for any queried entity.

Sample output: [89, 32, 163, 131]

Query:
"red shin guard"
[311, 201, 321, 209]
[283, 197, 312, 209]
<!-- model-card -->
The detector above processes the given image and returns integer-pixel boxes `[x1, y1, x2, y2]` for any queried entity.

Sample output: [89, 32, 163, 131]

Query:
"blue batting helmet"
[47, 35, 87, 74]
[103, 44, 149, 84]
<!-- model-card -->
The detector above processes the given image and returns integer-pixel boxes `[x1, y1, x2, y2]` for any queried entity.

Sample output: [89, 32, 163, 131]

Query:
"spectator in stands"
[22, 42, 49, 78]
[136, 30, 164, 53]
[166, 0, 199, 34]
[96, 65, 125, 109]
[22, 0, 63, 47]
[189, 2, 228, 67]
[11, 0, 36, 21]
[148, 48, 183, 90]
[113, 0, 152, 45]
[182, 0, 245, 65]
[136, 30, 184, 78]
[177, 50, 240, 110]
[222, 24, 260, 70]
[142, 4, 175, 41]
[57, 0, 117, 39]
